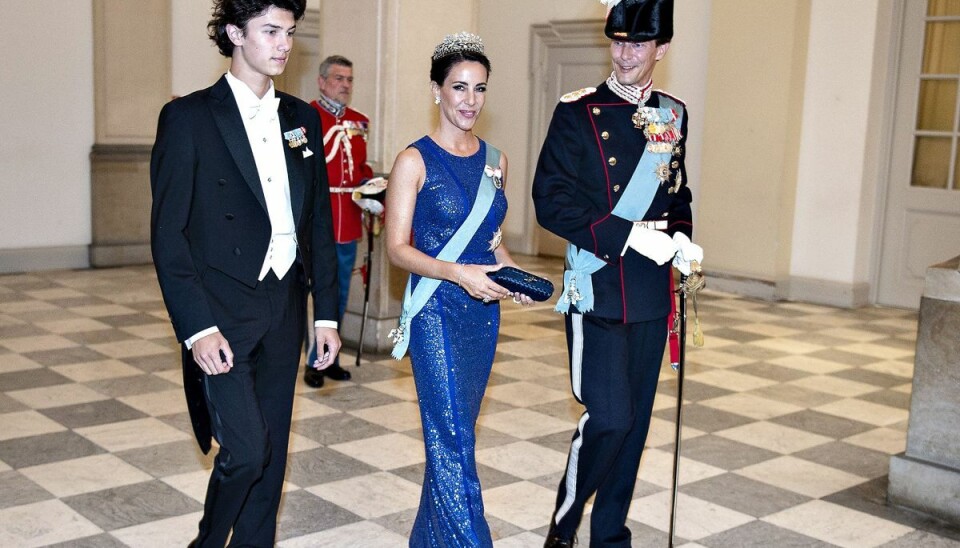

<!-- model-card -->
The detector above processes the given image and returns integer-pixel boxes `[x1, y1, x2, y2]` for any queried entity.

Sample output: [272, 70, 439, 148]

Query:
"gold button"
[672, 160, 679, 168]
[593, 107, 601, 115]
[608, 157, 617, 166]
[613, 185, 620, 193]
[601, 131, 610, 140]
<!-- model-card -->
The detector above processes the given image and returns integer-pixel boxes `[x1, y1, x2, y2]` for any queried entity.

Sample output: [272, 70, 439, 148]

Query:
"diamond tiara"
[431, 32, 485, 61]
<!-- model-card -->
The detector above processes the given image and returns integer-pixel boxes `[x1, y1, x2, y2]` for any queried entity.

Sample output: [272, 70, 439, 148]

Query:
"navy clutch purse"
[488, 267, 555, 302]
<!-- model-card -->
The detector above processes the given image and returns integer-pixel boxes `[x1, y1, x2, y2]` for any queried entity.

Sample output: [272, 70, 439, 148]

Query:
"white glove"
[626, 225, 678, 265]
[672, 232, 704, 275]
[354, 176, 388, 195]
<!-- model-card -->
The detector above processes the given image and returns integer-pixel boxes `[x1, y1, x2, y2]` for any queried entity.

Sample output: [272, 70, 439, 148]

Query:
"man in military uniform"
[532, 1, 703, 545]
[304, 55, 374, 387]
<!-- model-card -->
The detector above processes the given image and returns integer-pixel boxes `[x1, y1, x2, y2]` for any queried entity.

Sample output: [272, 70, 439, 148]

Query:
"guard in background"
[304, 55, 374, 387]
[532, 0, 704, 545]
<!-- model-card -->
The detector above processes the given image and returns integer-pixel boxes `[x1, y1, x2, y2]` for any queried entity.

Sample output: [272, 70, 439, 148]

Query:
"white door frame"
[874, 0, 960, 308]
[868, 0, 906, 305]
[526, 20, 608, 256]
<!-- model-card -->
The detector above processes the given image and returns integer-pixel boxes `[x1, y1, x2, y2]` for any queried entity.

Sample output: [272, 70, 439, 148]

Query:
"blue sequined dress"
[407, 136, 506, 547]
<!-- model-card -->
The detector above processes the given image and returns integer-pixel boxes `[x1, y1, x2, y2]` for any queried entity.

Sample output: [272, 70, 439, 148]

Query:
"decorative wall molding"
[0, 246, 89, 274]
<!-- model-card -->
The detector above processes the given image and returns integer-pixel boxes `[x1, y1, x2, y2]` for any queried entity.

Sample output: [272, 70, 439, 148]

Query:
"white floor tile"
[118, 389, 185, 417]
[20, 454, 153, 497]
[0, 499, 102, 547]
[764, 500, 914, 548]
[699, 393, 803, 421]
[737, 456, 866, 498]
[715, 421, 832, 454]
[110, 511, 203, 548]
[278, 520, 407, 548]
[629, 491, 754, 540]
[483, 480, 558, 530]
[330, 433, 424, 470]
[350, 401, 423, 433]
[477, 408, 572, 440]
[0, 410, 66, 441]
[814, 399, 909, 427]
[7, 384, 108, 410]
[484, 381, 569, 407]
[842, 427, 907, 455]
[76, 417, 191, 452]
[306, 472, 420, 519]
[788, 375, 881, 398]
[52, 359, 143, 382]
[476, 441, 568, 480]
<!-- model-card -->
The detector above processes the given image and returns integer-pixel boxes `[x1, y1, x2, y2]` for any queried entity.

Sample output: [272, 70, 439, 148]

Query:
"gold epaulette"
[560, 87, 597, 103]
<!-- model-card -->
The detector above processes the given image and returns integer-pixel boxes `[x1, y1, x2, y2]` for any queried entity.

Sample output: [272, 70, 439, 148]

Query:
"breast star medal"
[655, 161, 671, 185]
[488, 227, 503, 251]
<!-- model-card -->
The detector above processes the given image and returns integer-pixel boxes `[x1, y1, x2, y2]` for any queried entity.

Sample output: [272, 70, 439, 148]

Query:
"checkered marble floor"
[1, 257, 959, 547]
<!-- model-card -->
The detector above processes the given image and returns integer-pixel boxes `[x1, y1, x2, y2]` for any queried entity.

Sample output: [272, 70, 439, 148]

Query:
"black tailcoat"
[150, 76, 338, 452]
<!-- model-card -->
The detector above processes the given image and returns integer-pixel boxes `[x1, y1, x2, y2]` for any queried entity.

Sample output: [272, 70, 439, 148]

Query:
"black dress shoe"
[322, 363, 352, 381]
[543, 534, 576, 548]
[544, 520, 576, 548]
[303, 367, 325, 388]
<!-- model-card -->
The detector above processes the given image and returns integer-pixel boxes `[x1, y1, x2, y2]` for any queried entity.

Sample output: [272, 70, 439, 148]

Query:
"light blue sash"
[390, 143, 501, 359]
[556, 97, 683, 314]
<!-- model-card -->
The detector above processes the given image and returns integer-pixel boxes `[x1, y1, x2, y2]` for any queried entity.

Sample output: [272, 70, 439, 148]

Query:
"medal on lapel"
[283, 126, 308, 148]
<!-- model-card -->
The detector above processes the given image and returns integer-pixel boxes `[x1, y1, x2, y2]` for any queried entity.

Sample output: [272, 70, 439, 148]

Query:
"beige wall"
[696, 0, 892, 304]
[0, 0, 904, 307]
[476, 1, 608, 252]
[698, 0, 811, 286]
[315, 0, 474, 174]
[0, 0, 94, 257]
[171, 0, 321, 97]
[171, 0, 230, 97]
[790, 0, 883, 284]
[493, 1, 709, 252]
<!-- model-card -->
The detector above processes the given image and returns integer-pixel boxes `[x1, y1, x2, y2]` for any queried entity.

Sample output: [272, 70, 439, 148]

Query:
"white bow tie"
[247, 97, 280, 120]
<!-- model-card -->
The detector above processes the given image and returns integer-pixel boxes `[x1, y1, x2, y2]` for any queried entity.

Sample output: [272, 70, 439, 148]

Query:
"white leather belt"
[635, 220, 668, 230]
[329, 187, 358, 194]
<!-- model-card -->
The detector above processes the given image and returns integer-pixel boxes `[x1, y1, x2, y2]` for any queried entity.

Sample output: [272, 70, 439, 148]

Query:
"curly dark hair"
[208, 0, 307, 57]
[430, 51, 492, 86]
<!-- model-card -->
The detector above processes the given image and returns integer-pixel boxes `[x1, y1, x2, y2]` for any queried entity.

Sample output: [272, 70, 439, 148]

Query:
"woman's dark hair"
[430, 51, 492, 86]
[208, 0, 306, 57]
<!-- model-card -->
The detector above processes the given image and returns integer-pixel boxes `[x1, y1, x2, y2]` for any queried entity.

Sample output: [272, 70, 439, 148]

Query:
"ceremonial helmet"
[604, 0, 674, 43]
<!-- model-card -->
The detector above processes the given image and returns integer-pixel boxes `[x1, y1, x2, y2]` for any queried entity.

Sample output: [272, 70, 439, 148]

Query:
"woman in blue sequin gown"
[385, 33, 534, 547]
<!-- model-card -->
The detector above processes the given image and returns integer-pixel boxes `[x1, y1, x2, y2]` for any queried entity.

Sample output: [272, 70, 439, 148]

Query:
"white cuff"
[185, 326, 220, 350]
[314, 320, 338, 330]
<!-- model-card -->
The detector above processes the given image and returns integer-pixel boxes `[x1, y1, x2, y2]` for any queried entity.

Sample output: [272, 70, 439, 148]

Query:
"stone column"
[888, 255, 960, 525]
[90, 0, 172, 266]
[340, 219, 407, 355]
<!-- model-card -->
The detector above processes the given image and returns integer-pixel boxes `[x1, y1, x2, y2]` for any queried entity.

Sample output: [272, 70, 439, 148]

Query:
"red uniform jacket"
[311, 99, 374, 243]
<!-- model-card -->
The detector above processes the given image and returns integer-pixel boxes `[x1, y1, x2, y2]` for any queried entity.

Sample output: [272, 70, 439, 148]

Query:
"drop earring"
[434, 96, 441, 105]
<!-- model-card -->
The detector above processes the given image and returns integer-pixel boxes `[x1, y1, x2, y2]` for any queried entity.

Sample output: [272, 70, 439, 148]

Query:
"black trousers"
[551, 313, 667, 547]
[195, 269, 305, 547]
